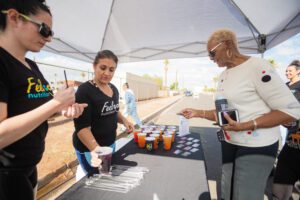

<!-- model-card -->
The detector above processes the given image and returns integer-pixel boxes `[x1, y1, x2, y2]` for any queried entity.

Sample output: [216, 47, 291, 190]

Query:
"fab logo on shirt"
[27, 77, 52, 99]
[101, 101, 119, 116]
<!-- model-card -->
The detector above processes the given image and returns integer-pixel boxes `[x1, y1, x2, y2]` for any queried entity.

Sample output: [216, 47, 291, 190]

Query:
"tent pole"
[230, 0, 263, 52]
[267, 12, 300, 46]
[100, 0, 116, 50]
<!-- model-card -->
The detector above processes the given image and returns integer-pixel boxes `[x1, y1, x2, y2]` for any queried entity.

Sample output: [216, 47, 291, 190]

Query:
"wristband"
[252, 119, 257, 130]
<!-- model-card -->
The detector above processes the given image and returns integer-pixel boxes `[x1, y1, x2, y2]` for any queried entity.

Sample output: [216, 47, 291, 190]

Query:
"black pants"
[273, 145, 300, 200]
[0, 166, 37, 200]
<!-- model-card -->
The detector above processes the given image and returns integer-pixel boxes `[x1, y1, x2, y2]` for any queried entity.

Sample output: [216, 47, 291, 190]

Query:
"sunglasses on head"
[1, 10, 54, 38]
[208, 42, 223, 58]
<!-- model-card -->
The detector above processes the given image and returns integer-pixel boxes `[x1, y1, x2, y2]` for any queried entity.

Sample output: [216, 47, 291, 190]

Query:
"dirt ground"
[37, 103, 125, 180]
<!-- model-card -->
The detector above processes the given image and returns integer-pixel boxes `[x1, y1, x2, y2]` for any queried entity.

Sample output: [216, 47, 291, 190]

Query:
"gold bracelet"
[252, 119, 257, 130]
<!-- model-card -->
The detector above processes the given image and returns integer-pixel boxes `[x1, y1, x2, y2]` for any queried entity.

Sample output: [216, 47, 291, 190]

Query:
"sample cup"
[145, 137, 155, 151]
[138, 133, 147, 148]
[150, 133, 159, 149]
[163, 134, 172, 150]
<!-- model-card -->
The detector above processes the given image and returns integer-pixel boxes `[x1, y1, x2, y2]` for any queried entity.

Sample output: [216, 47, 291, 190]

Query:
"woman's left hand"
[61, 103, 88, 118]
[222, 112, 245, 131]
[123, 119, 134, 133]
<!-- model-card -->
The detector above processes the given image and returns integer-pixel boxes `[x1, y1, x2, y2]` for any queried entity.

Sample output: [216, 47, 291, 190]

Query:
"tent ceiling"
[46, 0, 300, 63]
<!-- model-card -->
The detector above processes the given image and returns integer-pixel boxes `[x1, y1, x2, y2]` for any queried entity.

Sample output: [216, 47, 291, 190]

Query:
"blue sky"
[28, 33, 300, 91]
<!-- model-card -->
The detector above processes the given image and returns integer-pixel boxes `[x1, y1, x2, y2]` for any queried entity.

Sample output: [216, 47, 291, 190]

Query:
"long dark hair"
[289, 60, 300, 70]
[0, 0, 51, 31]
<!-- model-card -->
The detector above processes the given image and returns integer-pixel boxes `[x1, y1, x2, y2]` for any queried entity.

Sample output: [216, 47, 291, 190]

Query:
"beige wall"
[125, 73, 159, 101]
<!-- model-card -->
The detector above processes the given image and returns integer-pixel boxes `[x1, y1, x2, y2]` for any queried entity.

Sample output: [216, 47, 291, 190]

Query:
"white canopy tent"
[45, 0, 300, 63]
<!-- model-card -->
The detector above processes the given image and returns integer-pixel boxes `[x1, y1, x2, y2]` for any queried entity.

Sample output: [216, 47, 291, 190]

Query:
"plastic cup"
[133, 131, 139, 143]
[95, 146, 113, 174]
[165, 130, 175, 142]
[145, 137, 155, 151]
[159, 129, 164, 142]
[150, 133, 159, 149]
[163, 134, 172, 150]
[138, 133, 147, 148]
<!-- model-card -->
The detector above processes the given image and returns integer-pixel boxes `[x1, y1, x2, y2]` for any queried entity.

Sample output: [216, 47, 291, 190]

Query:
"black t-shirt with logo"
[285, 81, 300, 149]
[73, 81, 119, 152]
[0, 47, 52, 167]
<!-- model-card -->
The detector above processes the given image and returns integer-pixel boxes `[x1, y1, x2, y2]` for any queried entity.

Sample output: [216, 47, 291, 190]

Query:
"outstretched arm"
[0, 87, 87, 149]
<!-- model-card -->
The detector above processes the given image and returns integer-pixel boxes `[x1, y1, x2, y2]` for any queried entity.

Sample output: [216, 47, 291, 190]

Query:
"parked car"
[185, 91, 193, 96]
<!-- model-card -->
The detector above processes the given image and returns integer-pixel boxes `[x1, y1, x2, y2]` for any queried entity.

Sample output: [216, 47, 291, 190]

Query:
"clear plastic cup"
[163, 134, 172, 150]
[95, 146, 113, 174]
[137, 133, 147, 148]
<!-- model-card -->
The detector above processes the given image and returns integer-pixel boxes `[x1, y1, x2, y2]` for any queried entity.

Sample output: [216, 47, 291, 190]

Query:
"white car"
[193, 93, 200, 98]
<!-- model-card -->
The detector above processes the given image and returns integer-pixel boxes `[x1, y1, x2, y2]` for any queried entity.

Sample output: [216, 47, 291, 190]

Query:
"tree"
[80, 71, 86, 81]
[212, 76, 219, 89]
[142, 74, 163, 89]
[170, 81, 179, 90]
[268, 58, 277, 68]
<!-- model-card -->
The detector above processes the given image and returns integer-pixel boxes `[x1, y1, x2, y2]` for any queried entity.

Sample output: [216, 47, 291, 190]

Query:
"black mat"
[57, 130, 211, 200]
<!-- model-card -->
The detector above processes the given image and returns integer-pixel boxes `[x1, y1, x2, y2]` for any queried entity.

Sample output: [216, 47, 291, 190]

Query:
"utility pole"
[163, 59, 169, 90]
[175, 69, 178, 90]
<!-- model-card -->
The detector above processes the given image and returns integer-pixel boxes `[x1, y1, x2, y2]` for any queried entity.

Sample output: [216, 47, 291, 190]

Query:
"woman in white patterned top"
[180, 29, 300, 200]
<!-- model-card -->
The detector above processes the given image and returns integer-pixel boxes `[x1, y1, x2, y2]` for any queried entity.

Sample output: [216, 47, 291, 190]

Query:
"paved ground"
[154, 94, 300, 200]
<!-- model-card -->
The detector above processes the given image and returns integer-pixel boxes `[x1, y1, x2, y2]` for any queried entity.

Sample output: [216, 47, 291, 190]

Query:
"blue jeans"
[75, 143, 116, 177]
[123, 107, 142, 127]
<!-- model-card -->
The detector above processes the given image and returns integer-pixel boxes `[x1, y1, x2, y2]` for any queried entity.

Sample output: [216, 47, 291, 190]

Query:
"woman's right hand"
[179, 108, 199, 119]
[52, 87, 76, 110]
[90, 146, 102, 167]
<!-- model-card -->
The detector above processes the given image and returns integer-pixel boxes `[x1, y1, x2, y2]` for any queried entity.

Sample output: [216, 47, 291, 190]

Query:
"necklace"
[90, 80, 110, 89]
[90, 80, 113, 97]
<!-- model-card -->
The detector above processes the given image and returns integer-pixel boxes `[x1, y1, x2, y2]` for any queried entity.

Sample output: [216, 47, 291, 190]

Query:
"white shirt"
[216, 57, 300, 147]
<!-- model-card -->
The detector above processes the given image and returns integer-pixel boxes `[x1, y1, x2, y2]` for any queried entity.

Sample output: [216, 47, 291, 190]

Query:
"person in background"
[272, 60, 300, 200]
[0, 1, 87, 199]
[122, 82, 142, 129]
[73, 50, 134, 177]
[180, 29, 300, 200]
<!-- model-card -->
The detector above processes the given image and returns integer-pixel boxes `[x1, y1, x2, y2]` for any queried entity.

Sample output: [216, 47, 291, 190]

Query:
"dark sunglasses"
[1, 10, 54, 38]
[208, 42, 223, 58]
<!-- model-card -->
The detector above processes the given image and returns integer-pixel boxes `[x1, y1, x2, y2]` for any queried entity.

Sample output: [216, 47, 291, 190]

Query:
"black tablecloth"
[57, 130, 211, 200]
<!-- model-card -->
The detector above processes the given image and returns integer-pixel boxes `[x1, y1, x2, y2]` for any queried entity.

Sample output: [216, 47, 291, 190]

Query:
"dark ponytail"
[0, 0, 51, 31]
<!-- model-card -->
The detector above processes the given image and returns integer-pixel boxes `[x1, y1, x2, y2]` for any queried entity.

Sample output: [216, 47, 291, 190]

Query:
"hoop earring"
[226, 50, 232, 58]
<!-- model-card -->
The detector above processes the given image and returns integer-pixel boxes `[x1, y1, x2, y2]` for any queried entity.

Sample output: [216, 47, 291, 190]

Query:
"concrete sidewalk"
[37, 95, 182, 199]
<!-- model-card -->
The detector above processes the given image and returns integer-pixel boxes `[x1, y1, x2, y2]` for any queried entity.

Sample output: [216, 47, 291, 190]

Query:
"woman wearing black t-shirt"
[0, 1, 87, 199]
[273, 60, 300, 200]
[73, 50, 134, 177]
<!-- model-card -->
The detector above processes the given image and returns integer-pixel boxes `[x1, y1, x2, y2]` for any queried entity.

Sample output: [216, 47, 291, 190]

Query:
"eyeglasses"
[1, 10, 54, 38]
[208, 42, 223, 58]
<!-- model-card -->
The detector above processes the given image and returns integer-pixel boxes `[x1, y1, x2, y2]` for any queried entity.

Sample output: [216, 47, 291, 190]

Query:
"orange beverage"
[133, 131, 139, 143]
[138, 133, 146, 148]
[163, 135, 172, 150]
[150, 133, 159, 149]
[159, 129, 164, 141]
[166, 130, 175, 142]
